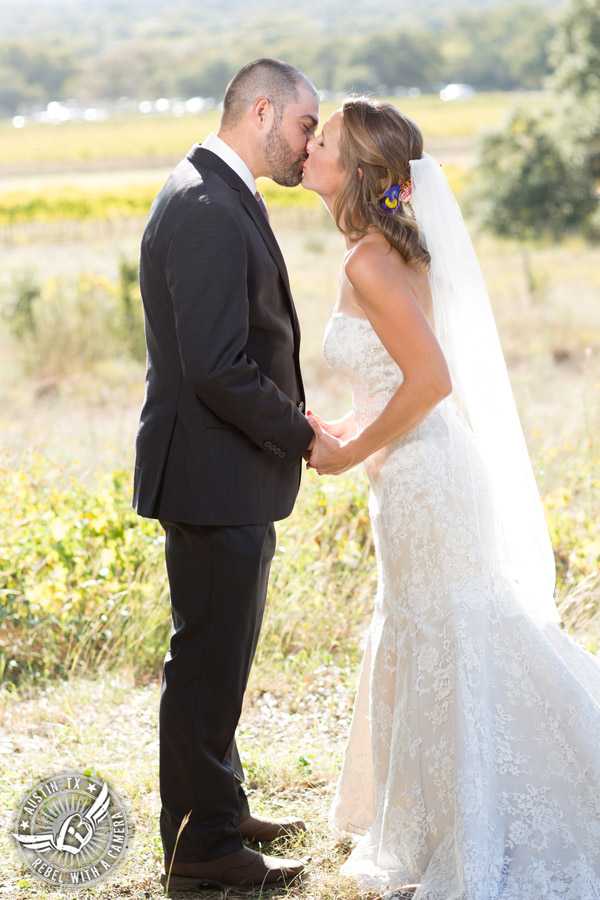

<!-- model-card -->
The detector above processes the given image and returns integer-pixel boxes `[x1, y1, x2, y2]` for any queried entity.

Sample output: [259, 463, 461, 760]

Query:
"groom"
[133, 59, 319, 890]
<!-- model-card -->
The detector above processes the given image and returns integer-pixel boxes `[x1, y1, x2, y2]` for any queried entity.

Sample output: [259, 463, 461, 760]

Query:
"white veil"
[409, 154, 558, 625]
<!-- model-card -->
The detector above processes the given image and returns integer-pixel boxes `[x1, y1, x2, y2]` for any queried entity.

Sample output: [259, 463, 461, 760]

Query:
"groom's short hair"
[222, 58, 315, 128]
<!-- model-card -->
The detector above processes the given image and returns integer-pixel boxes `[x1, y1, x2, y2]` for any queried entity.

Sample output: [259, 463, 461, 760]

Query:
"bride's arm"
[308, 242, 451, 476]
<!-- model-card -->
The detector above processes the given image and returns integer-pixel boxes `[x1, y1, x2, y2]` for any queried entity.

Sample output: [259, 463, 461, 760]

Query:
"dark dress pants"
[159, 520, 276, 862]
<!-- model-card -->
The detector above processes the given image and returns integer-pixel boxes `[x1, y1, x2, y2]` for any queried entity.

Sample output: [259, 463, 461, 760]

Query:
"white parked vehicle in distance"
[439, 83, 476, 101]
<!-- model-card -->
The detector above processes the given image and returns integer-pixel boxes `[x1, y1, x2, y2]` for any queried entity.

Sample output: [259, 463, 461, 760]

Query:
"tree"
[176, 58, 234, 100]
[0, 39, 79, 106]
[550, 0, 600, 98]
[348, 29, 442, 92]
[470, 108, 597, 240]
[549, 0, 600, 182]
[471, 0, 600, 240]
[441, 4, 555, 91]
[0, 66, 32, 116]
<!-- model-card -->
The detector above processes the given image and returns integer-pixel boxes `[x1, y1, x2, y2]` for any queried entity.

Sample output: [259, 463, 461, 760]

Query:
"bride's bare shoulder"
[344, 234, 412, 296]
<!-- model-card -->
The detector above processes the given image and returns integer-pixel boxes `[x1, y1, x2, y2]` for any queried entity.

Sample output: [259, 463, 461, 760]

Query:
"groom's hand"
[302, 433, 316, 461]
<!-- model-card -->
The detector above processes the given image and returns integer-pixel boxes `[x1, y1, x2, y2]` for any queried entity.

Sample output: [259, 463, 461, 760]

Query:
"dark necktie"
[254, 191, 269, 222]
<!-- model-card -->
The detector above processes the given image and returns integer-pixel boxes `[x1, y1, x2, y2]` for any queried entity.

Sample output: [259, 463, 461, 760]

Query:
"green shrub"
[1, 267, 145, 378]
[0, 457, 375, 684]
[0, 459, 168, 682]
[1, 449, 597, 685]
[469, 107, 598, 241]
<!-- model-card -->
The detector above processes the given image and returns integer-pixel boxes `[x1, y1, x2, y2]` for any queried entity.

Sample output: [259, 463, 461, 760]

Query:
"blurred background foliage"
[1, 0, 599, 240]
[0, 1, 563, 113]
[468, 0, 600, 240]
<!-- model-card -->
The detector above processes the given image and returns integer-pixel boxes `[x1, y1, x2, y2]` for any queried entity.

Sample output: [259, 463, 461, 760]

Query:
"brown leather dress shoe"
[161, 846, 304, 893]
[238, 813, 307, 842]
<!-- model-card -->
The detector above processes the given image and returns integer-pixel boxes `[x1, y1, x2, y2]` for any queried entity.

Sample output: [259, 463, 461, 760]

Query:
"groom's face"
[263, 86, 319, 187]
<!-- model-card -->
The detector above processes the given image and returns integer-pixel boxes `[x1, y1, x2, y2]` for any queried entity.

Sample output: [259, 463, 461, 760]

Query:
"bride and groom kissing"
[133, 59, 600, 897]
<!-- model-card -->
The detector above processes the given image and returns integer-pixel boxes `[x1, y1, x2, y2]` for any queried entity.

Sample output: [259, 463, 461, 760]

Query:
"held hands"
[304, 409, 358, 476]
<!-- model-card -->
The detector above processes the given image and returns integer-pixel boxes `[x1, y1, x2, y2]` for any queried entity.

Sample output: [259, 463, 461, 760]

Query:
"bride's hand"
[306, 415, 358, 476]
[306, 408, 356, 442]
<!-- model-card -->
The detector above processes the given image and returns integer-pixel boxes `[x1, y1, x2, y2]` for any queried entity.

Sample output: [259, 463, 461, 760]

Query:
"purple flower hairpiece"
[381, 178, 413, 214]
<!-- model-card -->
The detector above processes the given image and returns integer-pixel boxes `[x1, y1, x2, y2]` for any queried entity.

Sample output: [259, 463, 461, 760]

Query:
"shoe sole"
[160, 871, 303, 893]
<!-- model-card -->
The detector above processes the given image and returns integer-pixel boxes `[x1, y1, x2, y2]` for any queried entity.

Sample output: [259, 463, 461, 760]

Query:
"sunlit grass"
[393, 91, 551, 138]
[0, 92, 547, 168]
[0, 455, 375, 684]
[1, 441, 598, 686]
[0, 90, 536, 230]
[0, 181, 321, 227]
[0, 111, 224, 166]
[0, 169, 467, 228]
[0, 185, 160, 225]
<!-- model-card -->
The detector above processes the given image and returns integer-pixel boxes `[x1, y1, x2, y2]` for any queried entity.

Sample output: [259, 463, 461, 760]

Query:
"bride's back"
[338, 232, 434, 330]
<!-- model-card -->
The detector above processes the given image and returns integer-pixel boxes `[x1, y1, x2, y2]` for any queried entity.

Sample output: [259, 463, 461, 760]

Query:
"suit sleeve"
[165, 197, 314, 464]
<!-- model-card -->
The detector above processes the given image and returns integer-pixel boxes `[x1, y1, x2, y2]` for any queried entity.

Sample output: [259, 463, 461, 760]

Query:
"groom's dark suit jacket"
[133, 144, 314, 525]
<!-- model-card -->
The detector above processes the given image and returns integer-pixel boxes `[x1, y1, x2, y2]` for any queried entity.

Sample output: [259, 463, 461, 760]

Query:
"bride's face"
[301, 110, 345, 201]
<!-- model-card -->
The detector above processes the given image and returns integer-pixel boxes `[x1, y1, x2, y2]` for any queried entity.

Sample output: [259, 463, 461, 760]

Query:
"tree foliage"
[347, 29, 442, 92]
[549, 0, 600, 184]
[471, 0, 600, 240]
[550, 0, 600, 98]
[442, 4, 555, 90]
[0, 39, 79, 111]
[471, 109, 597, 240]
[0, 2, 559, 116]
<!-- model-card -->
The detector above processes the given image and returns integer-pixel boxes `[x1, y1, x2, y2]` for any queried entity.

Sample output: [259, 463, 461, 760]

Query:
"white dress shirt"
[202, 132, 258, 197]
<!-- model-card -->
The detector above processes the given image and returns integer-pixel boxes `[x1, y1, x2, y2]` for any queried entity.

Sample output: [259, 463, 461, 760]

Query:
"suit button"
[298, 401, 305, 412]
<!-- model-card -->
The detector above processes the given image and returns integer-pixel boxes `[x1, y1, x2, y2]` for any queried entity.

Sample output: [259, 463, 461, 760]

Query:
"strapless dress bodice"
[323, 313, 404, 431]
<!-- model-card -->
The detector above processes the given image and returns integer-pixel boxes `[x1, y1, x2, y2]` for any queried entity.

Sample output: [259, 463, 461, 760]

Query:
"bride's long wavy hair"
[335, 97, 431, 272]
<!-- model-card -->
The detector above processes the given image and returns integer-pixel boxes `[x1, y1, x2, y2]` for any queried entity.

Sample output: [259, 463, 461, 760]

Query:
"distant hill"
[0, 0, 566, 40]
[0, 0, 567, 114]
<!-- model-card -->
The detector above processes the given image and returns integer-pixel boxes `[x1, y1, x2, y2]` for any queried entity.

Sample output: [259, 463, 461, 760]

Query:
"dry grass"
[474, 236, 600, 461]
[0, 668, 373, 900]
[0, 93, 538, 172]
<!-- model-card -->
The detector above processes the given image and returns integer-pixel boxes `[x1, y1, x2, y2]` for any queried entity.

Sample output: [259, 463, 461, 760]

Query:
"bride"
[302, 97, 600, 899]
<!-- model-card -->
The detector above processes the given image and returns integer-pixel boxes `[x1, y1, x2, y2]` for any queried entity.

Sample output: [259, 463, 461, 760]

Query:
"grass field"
[0, 90, 533, 230]
[0, 89, 598, 898]
[0, 92, 546, 170]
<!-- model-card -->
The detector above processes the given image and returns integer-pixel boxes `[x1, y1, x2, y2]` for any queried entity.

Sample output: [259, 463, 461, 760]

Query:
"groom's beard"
[263, 121, 307, 187]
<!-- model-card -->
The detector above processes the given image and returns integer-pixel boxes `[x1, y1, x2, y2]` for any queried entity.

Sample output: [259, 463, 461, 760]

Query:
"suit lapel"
[240, 190, 292, 290]
[186, 144, 305, 402]
[188, 146, 297, 325]
[238, 192, 301, 335]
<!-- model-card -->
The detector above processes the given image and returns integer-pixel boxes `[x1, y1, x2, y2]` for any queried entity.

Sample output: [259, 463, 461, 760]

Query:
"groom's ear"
[252, 96, 274, 131]
[357, 167, 364, 181]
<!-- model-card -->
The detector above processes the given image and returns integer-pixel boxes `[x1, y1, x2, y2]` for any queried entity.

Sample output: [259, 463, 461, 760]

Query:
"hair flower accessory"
[381, 178, 412, 213]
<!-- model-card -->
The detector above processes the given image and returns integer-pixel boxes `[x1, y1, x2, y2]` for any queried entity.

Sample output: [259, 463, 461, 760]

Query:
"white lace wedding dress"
[324, 312, 600, 900]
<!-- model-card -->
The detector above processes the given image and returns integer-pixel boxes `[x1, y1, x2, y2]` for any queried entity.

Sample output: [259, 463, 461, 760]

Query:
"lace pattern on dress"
[324, 314, 600, 900]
